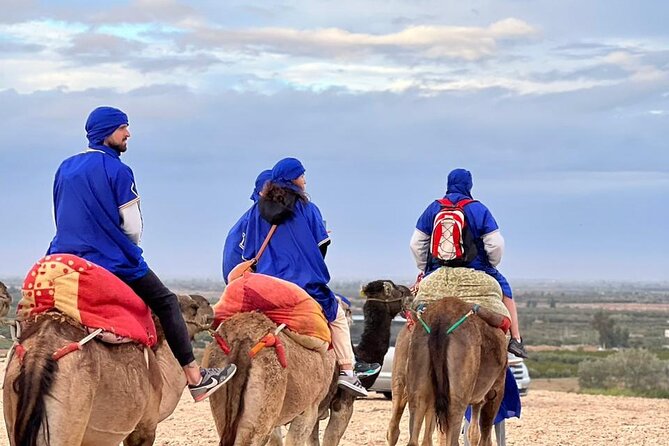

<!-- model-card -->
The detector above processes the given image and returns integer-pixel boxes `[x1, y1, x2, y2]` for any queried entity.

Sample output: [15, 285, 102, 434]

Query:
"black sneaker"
[337, 372, 368, 397]
[189, 364, 237, 402]
[508, 338, 528, 359]
[354, 360, 382, 377]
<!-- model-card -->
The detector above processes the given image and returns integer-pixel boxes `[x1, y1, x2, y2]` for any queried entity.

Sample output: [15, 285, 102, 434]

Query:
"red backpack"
[430, 198, 478, 266]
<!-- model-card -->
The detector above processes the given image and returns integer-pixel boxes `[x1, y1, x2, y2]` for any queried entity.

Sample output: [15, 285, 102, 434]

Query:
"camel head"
[176, 293, 214, 339]
[360, 280, 413, 319]
[0, 280, 11, 318]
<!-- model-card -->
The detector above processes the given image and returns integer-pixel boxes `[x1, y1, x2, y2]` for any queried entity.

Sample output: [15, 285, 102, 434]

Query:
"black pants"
[125, 269, 195, 367]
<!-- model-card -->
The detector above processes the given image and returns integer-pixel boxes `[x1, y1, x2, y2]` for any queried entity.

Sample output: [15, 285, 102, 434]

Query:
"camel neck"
[355, 304, 393, 364]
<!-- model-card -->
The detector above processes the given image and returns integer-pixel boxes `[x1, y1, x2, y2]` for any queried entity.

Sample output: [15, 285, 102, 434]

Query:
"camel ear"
[189, 294, 211, 309]
[383, 281, 394, 297]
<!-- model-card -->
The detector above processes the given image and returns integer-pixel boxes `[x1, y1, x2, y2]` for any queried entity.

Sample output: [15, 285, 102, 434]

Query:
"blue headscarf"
[250, 169, 272, 202]
[85, 106, 129, 153]
[271, 157, 305, 192]
[446, 168, 473, 198]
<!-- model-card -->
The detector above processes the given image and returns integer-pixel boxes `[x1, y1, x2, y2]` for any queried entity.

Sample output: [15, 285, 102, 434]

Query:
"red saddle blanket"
[18, 254, 157, 346]
[213, 272, 331, 345]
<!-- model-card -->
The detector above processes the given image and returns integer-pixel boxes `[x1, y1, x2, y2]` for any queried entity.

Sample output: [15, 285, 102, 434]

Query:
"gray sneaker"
[337, 372, 368, 397]
[354, 360, 381, 377]
[189, 364, 237, 402]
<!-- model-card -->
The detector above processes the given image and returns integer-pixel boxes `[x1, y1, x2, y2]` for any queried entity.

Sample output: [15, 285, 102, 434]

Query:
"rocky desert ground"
[2, 384, 668, 446]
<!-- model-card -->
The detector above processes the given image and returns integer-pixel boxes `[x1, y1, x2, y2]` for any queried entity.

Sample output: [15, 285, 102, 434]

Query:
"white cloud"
[184, 18, 538, 62]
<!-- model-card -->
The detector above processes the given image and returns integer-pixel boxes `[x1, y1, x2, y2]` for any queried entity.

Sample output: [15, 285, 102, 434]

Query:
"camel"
[204, 310, 335, 446]
[0, 281, 10, 318]
[307, 280, 411, 446]
[3, 293, 213, 446]
[204, 280, 411, 446]
[387, 297, 508, 446]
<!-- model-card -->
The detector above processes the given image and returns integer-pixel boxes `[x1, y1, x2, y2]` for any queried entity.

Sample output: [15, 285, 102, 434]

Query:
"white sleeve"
[410, 229, 431, 272]
[482, 230, 504, 267]
[119, 201, 143, 245]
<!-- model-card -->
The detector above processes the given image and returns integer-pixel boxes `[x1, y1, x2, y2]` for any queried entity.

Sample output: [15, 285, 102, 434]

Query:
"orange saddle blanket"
[212, 272, 331, 345]
[18, 254, 157, 346]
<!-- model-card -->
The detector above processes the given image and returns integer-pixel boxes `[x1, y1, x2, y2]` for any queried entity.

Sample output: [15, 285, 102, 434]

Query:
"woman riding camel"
[240, 157, 379, 396]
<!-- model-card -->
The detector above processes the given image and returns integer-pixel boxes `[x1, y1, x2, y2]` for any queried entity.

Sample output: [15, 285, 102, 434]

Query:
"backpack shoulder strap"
[436, 198, 454, 207]
[455, 198, 477, 209]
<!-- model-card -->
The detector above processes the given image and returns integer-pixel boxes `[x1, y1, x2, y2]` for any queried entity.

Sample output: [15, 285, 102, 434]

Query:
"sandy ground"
[2, 386, 668, 446]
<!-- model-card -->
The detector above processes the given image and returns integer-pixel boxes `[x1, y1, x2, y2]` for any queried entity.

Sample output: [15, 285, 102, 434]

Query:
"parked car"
[351, 315, 530, 399]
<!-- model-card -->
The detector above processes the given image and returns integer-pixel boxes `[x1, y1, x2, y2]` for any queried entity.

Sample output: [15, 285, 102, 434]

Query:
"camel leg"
[308, 421, 320, 446]
[388, 325, 411, 446]
[441, 402, 466, 446]
[124, 428, 156, 446]
[407, 396, 429, 446]
[285, 404, 320, 446]
[478, 400, 500, 446]
[420, 405, 436, 446]
[467, 404, 482, 446]
[267, 427, 284, 446]
[387, 386, 407, 446]
[321, 393, 355, 446]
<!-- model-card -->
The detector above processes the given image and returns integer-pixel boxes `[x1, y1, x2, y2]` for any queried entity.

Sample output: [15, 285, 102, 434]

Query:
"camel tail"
[219, 338, 253, 446]
[428, 315, 451, 433]
[12, 346, 58, 446]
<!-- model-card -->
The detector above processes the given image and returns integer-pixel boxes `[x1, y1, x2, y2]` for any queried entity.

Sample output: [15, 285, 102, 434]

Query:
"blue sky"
[0, 0, 667, 282]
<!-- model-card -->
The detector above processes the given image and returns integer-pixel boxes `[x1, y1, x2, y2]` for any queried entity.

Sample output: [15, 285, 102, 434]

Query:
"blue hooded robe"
[47, 107, 148, 281]
[222, 169, 272, 283]
[465, 367, 522, 424]
[241, 158, 338, 321]
[415, 168, 512, 297]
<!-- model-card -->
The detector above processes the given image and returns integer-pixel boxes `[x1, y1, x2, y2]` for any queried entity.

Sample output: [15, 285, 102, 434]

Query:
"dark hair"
[261, 181, 309, 205]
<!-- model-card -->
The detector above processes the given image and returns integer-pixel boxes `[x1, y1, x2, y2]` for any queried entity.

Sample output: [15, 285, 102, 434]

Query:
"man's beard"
[108, 140, 128, 153]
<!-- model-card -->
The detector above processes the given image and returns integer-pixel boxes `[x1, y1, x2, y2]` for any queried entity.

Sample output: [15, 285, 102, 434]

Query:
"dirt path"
[1, 387, 667, 445]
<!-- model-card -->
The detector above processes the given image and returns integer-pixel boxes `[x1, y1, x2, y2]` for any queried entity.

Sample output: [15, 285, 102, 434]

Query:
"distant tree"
[592, 310, 629, 348]
[579, 349, 669, 395]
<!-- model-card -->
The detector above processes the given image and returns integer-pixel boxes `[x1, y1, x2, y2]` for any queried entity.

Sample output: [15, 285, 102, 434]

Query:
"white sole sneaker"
[337, 379, 369, 397]
[191, 364, 238, 402]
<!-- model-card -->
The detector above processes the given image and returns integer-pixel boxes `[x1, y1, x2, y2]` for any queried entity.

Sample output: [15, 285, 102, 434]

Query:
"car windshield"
[350, 317, 407, 347]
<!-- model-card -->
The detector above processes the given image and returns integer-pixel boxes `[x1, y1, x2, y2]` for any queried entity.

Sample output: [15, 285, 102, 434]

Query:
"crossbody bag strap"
[254, 224, 277, 263]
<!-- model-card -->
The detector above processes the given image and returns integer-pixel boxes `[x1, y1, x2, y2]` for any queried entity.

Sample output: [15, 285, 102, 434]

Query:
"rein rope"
[364, 296, 405, 304]
[211, 323, 288, 369]
[405, 303, 481, 336]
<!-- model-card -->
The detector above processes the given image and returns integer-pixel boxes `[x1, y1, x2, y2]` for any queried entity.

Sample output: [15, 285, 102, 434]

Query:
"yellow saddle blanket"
[415, 267, 510, 320]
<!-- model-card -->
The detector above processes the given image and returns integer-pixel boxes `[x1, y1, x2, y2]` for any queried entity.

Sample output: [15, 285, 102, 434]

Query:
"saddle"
[18, 254, 157, 347]
[413, 267, 511, 333]
[213, 272, 331, 352]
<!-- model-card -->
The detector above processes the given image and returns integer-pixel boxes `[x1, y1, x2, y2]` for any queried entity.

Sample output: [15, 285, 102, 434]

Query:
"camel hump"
[213, 272, 331, 345]
[415, 266, 510, 320]
[18, 254, 157, 346]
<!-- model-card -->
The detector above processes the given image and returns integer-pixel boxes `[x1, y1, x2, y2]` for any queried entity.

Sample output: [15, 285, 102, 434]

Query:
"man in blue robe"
[410, 168, 528, 358]
[48, 106, 236, 402]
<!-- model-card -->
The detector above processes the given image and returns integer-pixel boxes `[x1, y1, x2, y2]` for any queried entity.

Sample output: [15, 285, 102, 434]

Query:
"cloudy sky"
[0, 0, 667, 284]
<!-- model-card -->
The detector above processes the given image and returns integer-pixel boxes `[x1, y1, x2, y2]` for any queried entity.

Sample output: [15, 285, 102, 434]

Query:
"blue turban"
[85, 106, 129, 151]
[271, 157, 306, 191]
[250, 169, 272, 202]
[446, 168, 473, 198]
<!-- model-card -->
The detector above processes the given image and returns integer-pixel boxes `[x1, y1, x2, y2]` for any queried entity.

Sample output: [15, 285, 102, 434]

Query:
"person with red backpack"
[409, 168, 528, 358]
